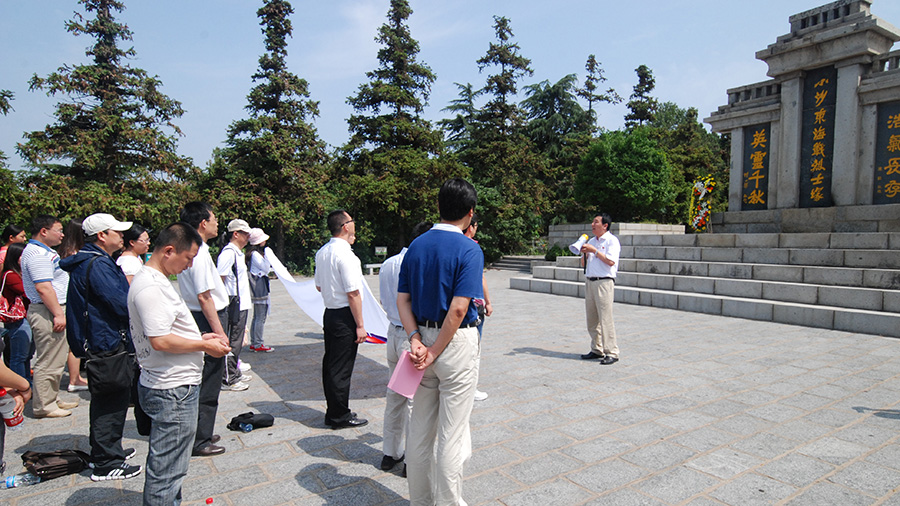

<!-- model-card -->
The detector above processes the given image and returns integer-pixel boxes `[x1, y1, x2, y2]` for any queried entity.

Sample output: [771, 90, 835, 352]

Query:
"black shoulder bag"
[226, 248, 242, 327]
[82, 255, 135, 395]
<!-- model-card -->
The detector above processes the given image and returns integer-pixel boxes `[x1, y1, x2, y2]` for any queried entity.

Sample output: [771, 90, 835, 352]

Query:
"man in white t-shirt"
[129, 222, 230, 505]
[21, 214, 79, 418]
[177, 202, 235, 459]
[217, 219, 252, 388]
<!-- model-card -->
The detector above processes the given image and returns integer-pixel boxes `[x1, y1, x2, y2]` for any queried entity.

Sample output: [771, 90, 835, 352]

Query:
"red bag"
[0, 272, 26, 323]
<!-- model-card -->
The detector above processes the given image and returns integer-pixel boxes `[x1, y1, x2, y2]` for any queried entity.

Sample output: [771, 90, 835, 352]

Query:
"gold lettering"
[810, 186, 825, 202]
[751, 130, 767, 149]
[814, 108, 827, 124]
[811, 142, 826, 158]
[811, 158, 826, 172]
[814, 78, 830, 88]
[815, 90, 828, 107]
[813, 126, 826, 141]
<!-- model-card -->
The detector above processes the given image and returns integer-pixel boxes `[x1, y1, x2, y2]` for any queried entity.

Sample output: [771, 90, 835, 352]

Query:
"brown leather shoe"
[191, 444, 225, 457]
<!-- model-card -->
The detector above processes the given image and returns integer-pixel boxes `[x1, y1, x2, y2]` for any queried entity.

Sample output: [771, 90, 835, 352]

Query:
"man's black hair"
[597, 213, 613, 227]
[180, 202, 213, 230]
[438, 178, 477, 222]
[154, 222, 202, 253]
[30, 214, 60, 237]
[410, 221, 433, 244]
[327, 209, 349, 236]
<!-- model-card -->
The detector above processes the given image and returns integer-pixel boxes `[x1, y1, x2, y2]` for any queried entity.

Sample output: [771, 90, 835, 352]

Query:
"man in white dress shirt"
[314, 210, 368, 429]
[580, 213, 621, 365]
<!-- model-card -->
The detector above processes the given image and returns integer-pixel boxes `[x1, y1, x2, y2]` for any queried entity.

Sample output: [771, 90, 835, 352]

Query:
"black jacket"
[60, 243, 134, 356]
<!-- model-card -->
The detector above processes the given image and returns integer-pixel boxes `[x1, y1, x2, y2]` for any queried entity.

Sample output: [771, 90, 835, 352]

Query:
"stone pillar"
[776, 73, 803, 209]
[856, 102, 878, 204]
[832, 60, 866, 205]
[729, 128, 743, 211]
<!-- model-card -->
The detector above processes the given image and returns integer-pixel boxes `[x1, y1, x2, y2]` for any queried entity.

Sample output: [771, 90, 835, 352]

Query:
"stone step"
[618, 258, 900, 289]
[622, 232, 900, 250]
[532, 265, 900, 311]
[617, 245, 900, 270]
[490, 255, 540, 273]
[509, 277, 900, 338]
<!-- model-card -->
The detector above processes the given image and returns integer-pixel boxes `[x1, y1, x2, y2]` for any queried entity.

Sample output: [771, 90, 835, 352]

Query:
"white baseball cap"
[82, 213, 133, 236]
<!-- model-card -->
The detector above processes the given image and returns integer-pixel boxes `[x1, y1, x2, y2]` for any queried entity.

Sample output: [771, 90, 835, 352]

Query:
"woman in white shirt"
[245, 228, 274, 353]
[116, 224, 150, 284]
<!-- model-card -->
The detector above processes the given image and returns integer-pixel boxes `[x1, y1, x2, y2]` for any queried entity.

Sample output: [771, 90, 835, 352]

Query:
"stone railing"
[869, 49, 900, 75]
[789, 1, 864, 33]
[726, 80, 782, 107]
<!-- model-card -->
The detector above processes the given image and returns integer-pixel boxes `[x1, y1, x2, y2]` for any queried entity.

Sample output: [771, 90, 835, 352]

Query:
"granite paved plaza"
[2, 269, 900, 505]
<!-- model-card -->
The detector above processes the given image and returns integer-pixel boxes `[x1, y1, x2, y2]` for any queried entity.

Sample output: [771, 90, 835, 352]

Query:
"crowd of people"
[0, 180, 618, 506]
[0, 202, 277, 503]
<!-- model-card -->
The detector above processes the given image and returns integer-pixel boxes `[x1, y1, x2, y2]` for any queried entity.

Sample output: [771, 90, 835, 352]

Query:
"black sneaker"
[380, 454, 404, 470]
[90, 462, 142, 482]
[88, 448, 136, 469]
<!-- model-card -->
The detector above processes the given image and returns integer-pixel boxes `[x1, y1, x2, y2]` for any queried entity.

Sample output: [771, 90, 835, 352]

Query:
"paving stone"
[500, 478, 594, 506]
[568, 459, 649, 492]
[503, 452, 583, 484]
[622, 441, 698, 470]
[797, 436, 871, 465]
[708, 472, 798, 506]
[757, 452, 835, 487]
[729, 432, 799, 459]
[585, 487, 667, 506]
[634, 466, 721, 504]
[686, 448, 763, 479]
[783, 480, 875, 506]
[561, 438, 636, 464]
[830, 460, 900, 497]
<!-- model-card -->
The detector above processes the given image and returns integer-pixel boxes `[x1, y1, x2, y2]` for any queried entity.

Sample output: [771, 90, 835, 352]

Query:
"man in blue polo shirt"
[397, 178, 483, 506]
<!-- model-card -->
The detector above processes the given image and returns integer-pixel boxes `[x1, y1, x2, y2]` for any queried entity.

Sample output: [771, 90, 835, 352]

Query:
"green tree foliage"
[522, 74, 594, 223]
[576, 54, 621, 126]
[575, 128, 675, 222]
[624, 64, 659, 128]
[18, 0, 191, 183]
[458, 16, 546, 261]
[438, 82, 479, 152]
[0, 90, 22, 219]
[0, 90, 12, 167]
[648, 102, 729, 225]
[337, 0, 463, 256]
[196, 0, 329, 263]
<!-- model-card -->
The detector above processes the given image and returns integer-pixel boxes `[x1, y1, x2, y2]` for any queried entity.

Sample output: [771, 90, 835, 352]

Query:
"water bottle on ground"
[0, 389, 23, 430]
[1, 473, 40, 488]
[239, 422, 253, 433]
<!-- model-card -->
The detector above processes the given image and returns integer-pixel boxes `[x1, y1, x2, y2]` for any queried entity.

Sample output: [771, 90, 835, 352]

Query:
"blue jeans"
[139, 383, 200, 506]
[250, 302, 268, 347]
[6, 319, 33, 384]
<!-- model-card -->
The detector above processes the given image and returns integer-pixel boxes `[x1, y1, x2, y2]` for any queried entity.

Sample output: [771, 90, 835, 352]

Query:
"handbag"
[226, 250, 242, 326]
[21, 449, 90, 481]
[0, 271, 27, 323]
[82, 256, 135, 394]
[249, 274, 269, 299]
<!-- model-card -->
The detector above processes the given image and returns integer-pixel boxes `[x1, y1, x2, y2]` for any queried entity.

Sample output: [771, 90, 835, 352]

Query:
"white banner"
[265, 247, 389, 340]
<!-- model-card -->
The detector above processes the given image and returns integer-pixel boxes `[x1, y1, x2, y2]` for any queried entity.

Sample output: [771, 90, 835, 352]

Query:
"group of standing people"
[0, 202, 278, 504]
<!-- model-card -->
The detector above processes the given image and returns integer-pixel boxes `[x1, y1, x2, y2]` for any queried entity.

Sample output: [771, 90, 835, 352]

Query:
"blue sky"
[2, 0, 899, 172]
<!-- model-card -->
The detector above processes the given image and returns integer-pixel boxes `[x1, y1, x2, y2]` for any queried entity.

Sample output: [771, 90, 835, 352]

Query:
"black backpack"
[226, 411, 274, 431]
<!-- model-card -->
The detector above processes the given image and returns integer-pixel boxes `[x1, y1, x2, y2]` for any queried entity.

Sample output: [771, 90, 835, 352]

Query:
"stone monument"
[705, 0, 900, 232]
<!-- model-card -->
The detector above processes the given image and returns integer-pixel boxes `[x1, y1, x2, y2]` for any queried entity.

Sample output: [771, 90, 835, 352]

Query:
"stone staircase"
[490, 255, 543, 273]
[510, 231, 900, 337]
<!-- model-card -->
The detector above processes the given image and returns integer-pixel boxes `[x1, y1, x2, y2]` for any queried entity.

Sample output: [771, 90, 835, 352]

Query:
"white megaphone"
[569, 234, 589, 255]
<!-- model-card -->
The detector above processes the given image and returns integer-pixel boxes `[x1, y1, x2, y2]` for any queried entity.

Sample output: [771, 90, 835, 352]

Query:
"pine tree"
[474, 16, 534, 140]
[200, 0, 329, 261]
[576, 54, 621, 126]
[18, 0, 191, 183]
[460, 16, 547, 261]
[438, 82, 480, 152]
[339, 0, 462, 253]
[0, 90, 12, 166]
[624, 64, 659, 127]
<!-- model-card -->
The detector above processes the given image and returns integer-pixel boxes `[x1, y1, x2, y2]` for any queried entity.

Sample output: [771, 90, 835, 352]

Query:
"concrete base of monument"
[511, 229, 900, 338]
[711, 203, 900, 234]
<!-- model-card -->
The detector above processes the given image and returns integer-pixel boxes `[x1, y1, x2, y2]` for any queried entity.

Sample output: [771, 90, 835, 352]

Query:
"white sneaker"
[238, 360, 251, 372]
[222, 381, 249, 392]
[474, 390, 488, 401]
[238, 374, 252, 383]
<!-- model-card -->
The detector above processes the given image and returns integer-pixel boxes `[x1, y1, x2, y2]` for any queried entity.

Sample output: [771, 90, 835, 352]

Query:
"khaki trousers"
[407, 325, 479, 506]
[585, 278, 619, 358]
[28, 304, 70, 416]
[383, 324, 412, 460]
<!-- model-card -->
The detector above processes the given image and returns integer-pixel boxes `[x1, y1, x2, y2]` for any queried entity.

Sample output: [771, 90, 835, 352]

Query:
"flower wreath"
[689, 174, 716, 232]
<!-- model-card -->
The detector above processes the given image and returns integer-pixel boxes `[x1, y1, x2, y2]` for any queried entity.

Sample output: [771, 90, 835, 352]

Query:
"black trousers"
[88, 378, 130, 470]
[223, 309, 248, 385]
[322, 307, 359, 425]
[191, 309, 228, 451]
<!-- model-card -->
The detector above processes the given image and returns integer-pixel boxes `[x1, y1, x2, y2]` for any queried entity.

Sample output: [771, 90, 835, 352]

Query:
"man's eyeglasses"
[342, 219, 354, 227]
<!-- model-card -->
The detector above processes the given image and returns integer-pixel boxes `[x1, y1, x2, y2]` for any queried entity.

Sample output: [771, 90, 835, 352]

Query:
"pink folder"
[388, 350, 425, 399]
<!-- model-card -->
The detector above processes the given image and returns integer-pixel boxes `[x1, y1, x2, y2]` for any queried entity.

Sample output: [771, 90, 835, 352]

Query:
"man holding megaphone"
[579, 214, 620, 365]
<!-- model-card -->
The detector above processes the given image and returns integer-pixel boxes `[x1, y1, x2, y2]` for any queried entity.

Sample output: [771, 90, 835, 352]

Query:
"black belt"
[417, 319, 479, 329]
[586, 277, 615, 281]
